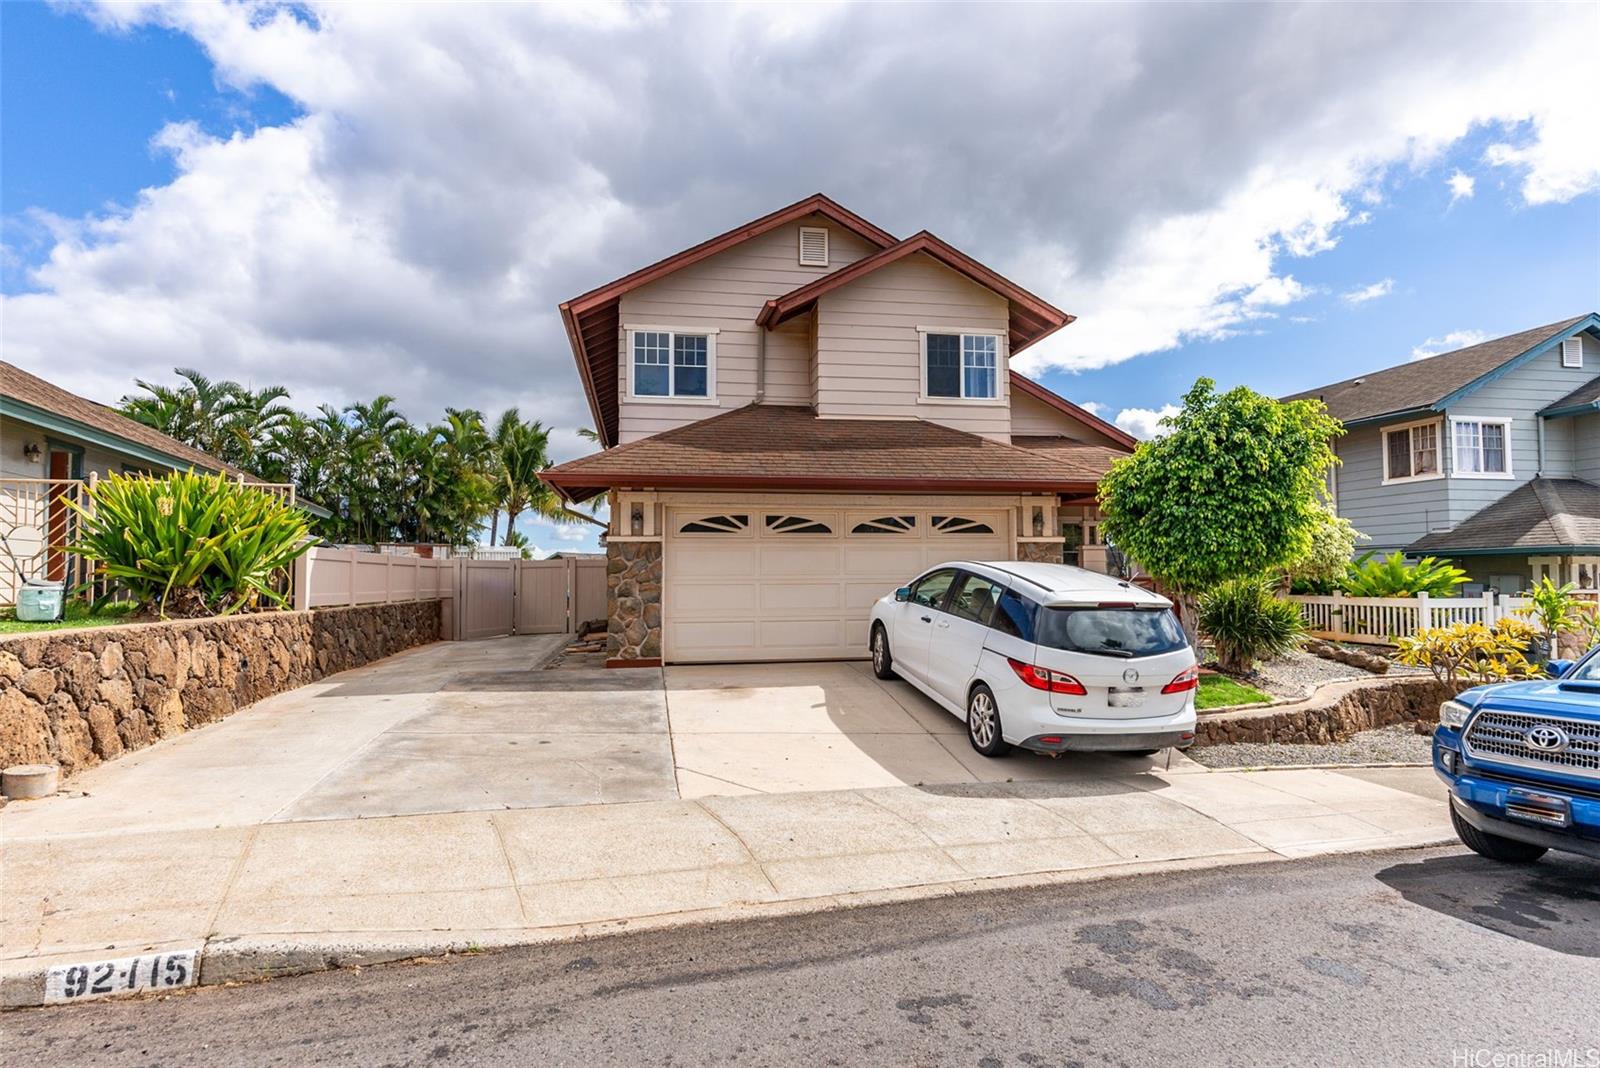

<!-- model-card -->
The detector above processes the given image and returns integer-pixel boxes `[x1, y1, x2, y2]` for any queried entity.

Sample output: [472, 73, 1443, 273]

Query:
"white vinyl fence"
[1289, 590, 1599, 645]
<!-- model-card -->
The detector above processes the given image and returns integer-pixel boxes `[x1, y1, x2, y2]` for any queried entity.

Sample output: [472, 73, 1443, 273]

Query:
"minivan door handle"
[919, 615, 932, 623]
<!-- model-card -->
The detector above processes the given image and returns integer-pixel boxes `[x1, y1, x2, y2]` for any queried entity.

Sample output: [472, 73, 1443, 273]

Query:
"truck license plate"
[1505, 787, 1571, 828]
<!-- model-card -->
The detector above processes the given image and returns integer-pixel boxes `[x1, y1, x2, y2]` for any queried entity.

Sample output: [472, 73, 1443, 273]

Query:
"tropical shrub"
[1198, 575, 1306, 674]
[1285, 506, 1366, 594]
[1395, 618, 1540, 689]
[1339, 552, 1469, 597]
[1516, 577, 1584, 646]
[65, 471, 312, 618]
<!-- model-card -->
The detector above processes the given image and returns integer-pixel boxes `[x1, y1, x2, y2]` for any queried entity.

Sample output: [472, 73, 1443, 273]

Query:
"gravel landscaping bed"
[1235, 647, 1429, 700]
[1189, 723, 1433, 768]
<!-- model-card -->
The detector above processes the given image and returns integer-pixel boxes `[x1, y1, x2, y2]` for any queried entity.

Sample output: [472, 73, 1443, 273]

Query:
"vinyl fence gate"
[459, 557, 606, 640]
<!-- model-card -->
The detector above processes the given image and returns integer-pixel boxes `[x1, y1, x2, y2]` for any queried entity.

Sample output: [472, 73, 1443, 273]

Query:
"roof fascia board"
[1433, 313, 1600, 411]
[559, 302, 613, 448]
[0, 396, 224, 475]
[1406, 543, 1600, 556]
[1540, 401, 1600, 419]
[1008, 372, 1138, 451]
[1339, 407, 1440, 429]
[542, 471, 1098, 496]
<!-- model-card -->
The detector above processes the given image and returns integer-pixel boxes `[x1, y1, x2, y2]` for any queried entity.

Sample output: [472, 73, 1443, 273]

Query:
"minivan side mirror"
[1546, 659, 1575, 679]
[894, 587, 912, 603]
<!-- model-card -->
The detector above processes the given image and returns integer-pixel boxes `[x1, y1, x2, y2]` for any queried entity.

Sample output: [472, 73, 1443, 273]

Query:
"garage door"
[664, 507, 1008, 663]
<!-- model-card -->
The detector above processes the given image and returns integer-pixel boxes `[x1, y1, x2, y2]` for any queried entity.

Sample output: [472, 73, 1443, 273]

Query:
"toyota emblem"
[1122, 668, 1140, 684]
[1525, 725, 1570, 753]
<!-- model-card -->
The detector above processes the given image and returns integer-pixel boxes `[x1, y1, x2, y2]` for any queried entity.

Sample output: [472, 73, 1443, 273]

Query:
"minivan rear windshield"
[1035, 607, 1187, 659]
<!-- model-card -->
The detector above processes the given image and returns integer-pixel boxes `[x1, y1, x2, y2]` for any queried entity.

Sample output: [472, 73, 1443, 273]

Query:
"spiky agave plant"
[64, 470, 311, 618]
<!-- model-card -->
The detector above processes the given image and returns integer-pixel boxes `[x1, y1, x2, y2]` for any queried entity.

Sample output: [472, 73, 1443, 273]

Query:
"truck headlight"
[1439, 700, 1470, 729]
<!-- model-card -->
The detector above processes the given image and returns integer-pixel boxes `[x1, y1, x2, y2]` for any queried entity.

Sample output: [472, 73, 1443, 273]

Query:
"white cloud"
[1411, 329, 1488, 360]
[1, 1, 1596, 419]
[1447, 169, 1476, 203]
[1341, 278, 1395, 305]
[1114, 404, 1181, 440]
[1077, 400, 1107, 416]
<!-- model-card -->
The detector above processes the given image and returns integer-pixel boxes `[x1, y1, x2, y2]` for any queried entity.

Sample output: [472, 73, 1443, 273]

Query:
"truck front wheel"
[1450, 803, 1548, 864]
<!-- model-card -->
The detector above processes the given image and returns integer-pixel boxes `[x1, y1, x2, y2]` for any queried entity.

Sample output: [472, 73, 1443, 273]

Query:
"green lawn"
[1195, 674, 1273, 711]
[0, 601, 139, 635]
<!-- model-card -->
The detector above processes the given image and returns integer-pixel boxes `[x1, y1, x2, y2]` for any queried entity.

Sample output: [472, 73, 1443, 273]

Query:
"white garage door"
[664, 506, 1009, 663]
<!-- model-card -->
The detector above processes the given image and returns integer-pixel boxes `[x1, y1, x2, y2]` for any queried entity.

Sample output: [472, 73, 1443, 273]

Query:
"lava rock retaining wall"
[1193, 675, 1453, 747]
[0, 601, 440, 774]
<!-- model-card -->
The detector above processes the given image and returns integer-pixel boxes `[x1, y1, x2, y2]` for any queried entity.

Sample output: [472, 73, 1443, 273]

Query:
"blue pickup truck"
[1434, 644, 1600, 862]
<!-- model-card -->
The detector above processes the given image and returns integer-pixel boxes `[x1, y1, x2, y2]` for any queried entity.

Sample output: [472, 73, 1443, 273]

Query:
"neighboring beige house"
[0, 362, 313, 606]
[543, 194, 1138, 666]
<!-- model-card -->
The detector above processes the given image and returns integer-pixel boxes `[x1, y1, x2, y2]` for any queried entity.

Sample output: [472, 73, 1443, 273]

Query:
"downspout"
[755, 323, 767, 406]
[1537, 416, 1546, 475]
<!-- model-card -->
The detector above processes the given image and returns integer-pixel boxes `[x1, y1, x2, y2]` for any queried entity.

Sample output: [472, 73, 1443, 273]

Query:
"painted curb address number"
[45, 949, 198, 1003]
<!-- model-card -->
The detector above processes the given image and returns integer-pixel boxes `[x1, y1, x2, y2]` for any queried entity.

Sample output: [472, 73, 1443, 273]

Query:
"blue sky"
[2, 3, 1597, 555]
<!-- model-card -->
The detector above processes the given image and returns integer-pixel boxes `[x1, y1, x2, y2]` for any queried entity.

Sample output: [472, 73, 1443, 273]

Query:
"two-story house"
[542, 195, 1137, 666]
[1283, 314, 1600, 594]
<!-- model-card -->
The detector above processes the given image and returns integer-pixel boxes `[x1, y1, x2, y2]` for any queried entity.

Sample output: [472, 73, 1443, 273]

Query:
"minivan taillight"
[1007, 658, 1088, 695]
[1162, 665, 1200, 694]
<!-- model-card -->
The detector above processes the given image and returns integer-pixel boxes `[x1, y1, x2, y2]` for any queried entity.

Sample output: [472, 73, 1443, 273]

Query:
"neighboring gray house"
[1284, 313, 1600, 593]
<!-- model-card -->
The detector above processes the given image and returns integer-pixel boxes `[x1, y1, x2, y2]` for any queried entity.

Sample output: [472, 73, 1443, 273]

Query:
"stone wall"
[1193, 675, 1453, 747]
[1016, 541, 1063, 564]
[0, 601, 439, 774]
[607, 541, 662, 665]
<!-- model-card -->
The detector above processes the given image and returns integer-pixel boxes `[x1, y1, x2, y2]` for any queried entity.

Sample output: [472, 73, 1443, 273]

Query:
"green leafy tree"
[1285, 506, 1367, 593]
[1097, 378, 1342, 641]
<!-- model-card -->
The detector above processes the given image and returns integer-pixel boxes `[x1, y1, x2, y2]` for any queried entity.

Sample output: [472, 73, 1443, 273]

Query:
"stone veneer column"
[606, 541, 663, 666]
[1016, 541, 1064, 564]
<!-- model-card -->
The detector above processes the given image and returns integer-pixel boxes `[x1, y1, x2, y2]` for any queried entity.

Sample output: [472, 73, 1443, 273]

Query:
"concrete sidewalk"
[0, 637, 1456, 1008]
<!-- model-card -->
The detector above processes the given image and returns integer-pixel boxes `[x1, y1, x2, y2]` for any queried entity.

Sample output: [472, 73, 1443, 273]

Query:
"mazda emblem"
[1122, 668, 1140, 684]
[1525, 725, 1570, 753]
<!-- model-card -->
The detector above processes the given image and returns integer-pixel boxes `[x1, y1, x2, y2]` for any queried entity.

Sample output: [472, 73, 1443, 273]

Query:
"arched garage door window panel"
[678, 514, 749, 534]
[850, 515, 917, 535]
[766, 515, 834, 535]
[932, 515, 995, 535]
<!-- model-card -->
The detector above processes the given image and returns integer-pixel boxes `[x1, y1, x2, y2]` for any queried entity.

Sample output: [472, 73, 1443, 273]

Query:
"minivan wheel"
[870, 624, 896, 680]
[1450, 802, 1547, 863]
[967, 684, 1011, 757]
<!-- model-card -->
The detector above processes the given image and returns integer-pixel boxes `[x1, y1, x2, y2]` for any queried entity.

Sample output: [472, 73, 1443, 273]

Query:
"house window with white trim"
[1383, 420, 1440, 482]
[1452, 418, 1511, 477]
[925, 332, 999, 399]
[630, 329, 714, 399]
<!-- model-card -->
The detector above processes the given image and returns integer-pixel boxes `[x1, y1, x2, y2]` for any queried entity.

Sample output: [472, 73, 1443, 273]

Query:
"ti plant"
[1516, 577, 1585, 649]
[64, 470, 312, 619]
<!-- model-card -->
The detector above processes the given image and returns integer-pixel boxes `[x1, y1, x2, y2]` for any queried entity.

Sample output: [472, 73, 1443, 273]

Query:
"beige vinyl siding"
[1009, 389, 1124, 447]
[813, 253, 1012, 441]
[615, 215, 877, 443]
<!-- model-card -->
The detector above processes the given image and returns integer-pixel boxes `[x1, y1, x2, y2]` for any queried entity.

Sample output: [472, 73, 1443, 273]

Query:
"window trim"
[1380, 417, 1445, 486]
[916, 327, 1006, 405]
[624, 325, 720, 404]
[1448, 415, 1514, 480]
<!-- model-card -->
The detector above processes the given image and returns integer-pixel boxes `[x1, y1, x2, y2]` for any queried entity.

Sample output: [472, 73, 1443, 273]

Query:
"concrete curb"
[3, 834, 1459, 1011]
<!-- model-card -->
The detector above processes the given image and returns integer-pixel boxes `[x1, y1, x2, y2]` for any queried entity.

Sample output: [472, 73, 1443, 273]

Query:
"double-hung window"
[1382, 420, 1441, 482]
[924, 332, 1000, 400]
[1452, 418, 1511, 477]
[630, 329, 714, 399]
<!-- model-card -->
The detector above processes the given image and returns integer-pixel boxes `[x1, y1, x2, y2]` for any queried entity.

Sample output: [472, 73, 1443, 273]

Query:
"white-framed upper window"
[627, 327, 717, 401]
[798, 226, 829, 267]
[1451, 417, 1512, 478]
[1561, 337, 1585, 369]
[921, 330, 1001, 400]
[1381, 419, 1442, 483]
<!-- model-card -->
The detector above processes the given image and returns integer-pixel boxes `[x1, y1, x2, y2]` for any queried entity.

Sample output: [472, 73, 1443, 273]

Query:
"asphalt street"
[7, 845, 1599, 1067]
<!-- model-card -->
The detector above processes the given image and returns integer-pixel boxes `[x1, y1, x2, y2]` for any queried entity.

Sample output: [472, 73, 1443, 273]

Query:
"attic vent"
[1562, 337, 1584, 368]
[798, 226, 829, 267]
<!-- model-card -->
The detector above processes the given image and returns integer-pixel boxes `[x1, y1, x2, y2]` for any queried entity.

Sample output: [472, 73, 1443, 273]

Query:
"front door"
[892, 567, 959, 685]
[927, 571, 1004, 706]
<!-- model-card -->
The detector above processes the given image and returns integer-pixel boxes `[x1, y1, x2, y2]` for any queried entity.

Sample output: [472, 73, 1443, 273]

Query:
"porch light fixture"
[630, 502, 644, 536]
[22, 442, 41, 463]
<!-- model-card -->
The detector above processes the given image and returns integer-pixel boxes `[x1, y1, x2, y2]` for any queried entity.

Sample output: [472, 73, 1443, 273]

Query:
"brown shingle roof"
[541, 404, 1126, 503]
[1542, 375, 1600, 415]
[0, 361, 244, 477]
[1282, 315, 1594, 424]
[1409, 477, 1600, 554]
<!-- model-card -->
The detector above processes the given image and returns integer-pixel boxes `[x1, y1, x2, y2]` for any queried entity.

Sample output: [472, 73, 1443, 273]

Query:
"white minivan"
[867, 561, 1198, 756]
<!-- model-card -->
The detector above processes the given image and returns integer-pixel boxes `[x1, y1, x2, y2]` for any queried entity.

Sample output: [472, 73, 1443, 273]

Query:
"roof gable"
[1282, 313, 1598, 425]
[755, 231, 1072, 356]
[1008, 372, 1137, 450]
[559, 195, 899, 447]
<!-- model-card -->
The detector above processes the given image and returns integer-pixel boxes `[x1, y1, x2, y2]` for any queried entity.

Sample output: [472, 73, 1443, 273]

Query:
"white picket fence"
[1288, 590, 1598, 645]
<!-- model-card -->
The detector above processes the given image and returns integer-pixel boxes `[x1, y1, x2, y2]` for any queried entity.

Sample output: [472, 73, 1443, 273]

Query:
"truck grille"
[1463, 710, 1600, 781]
